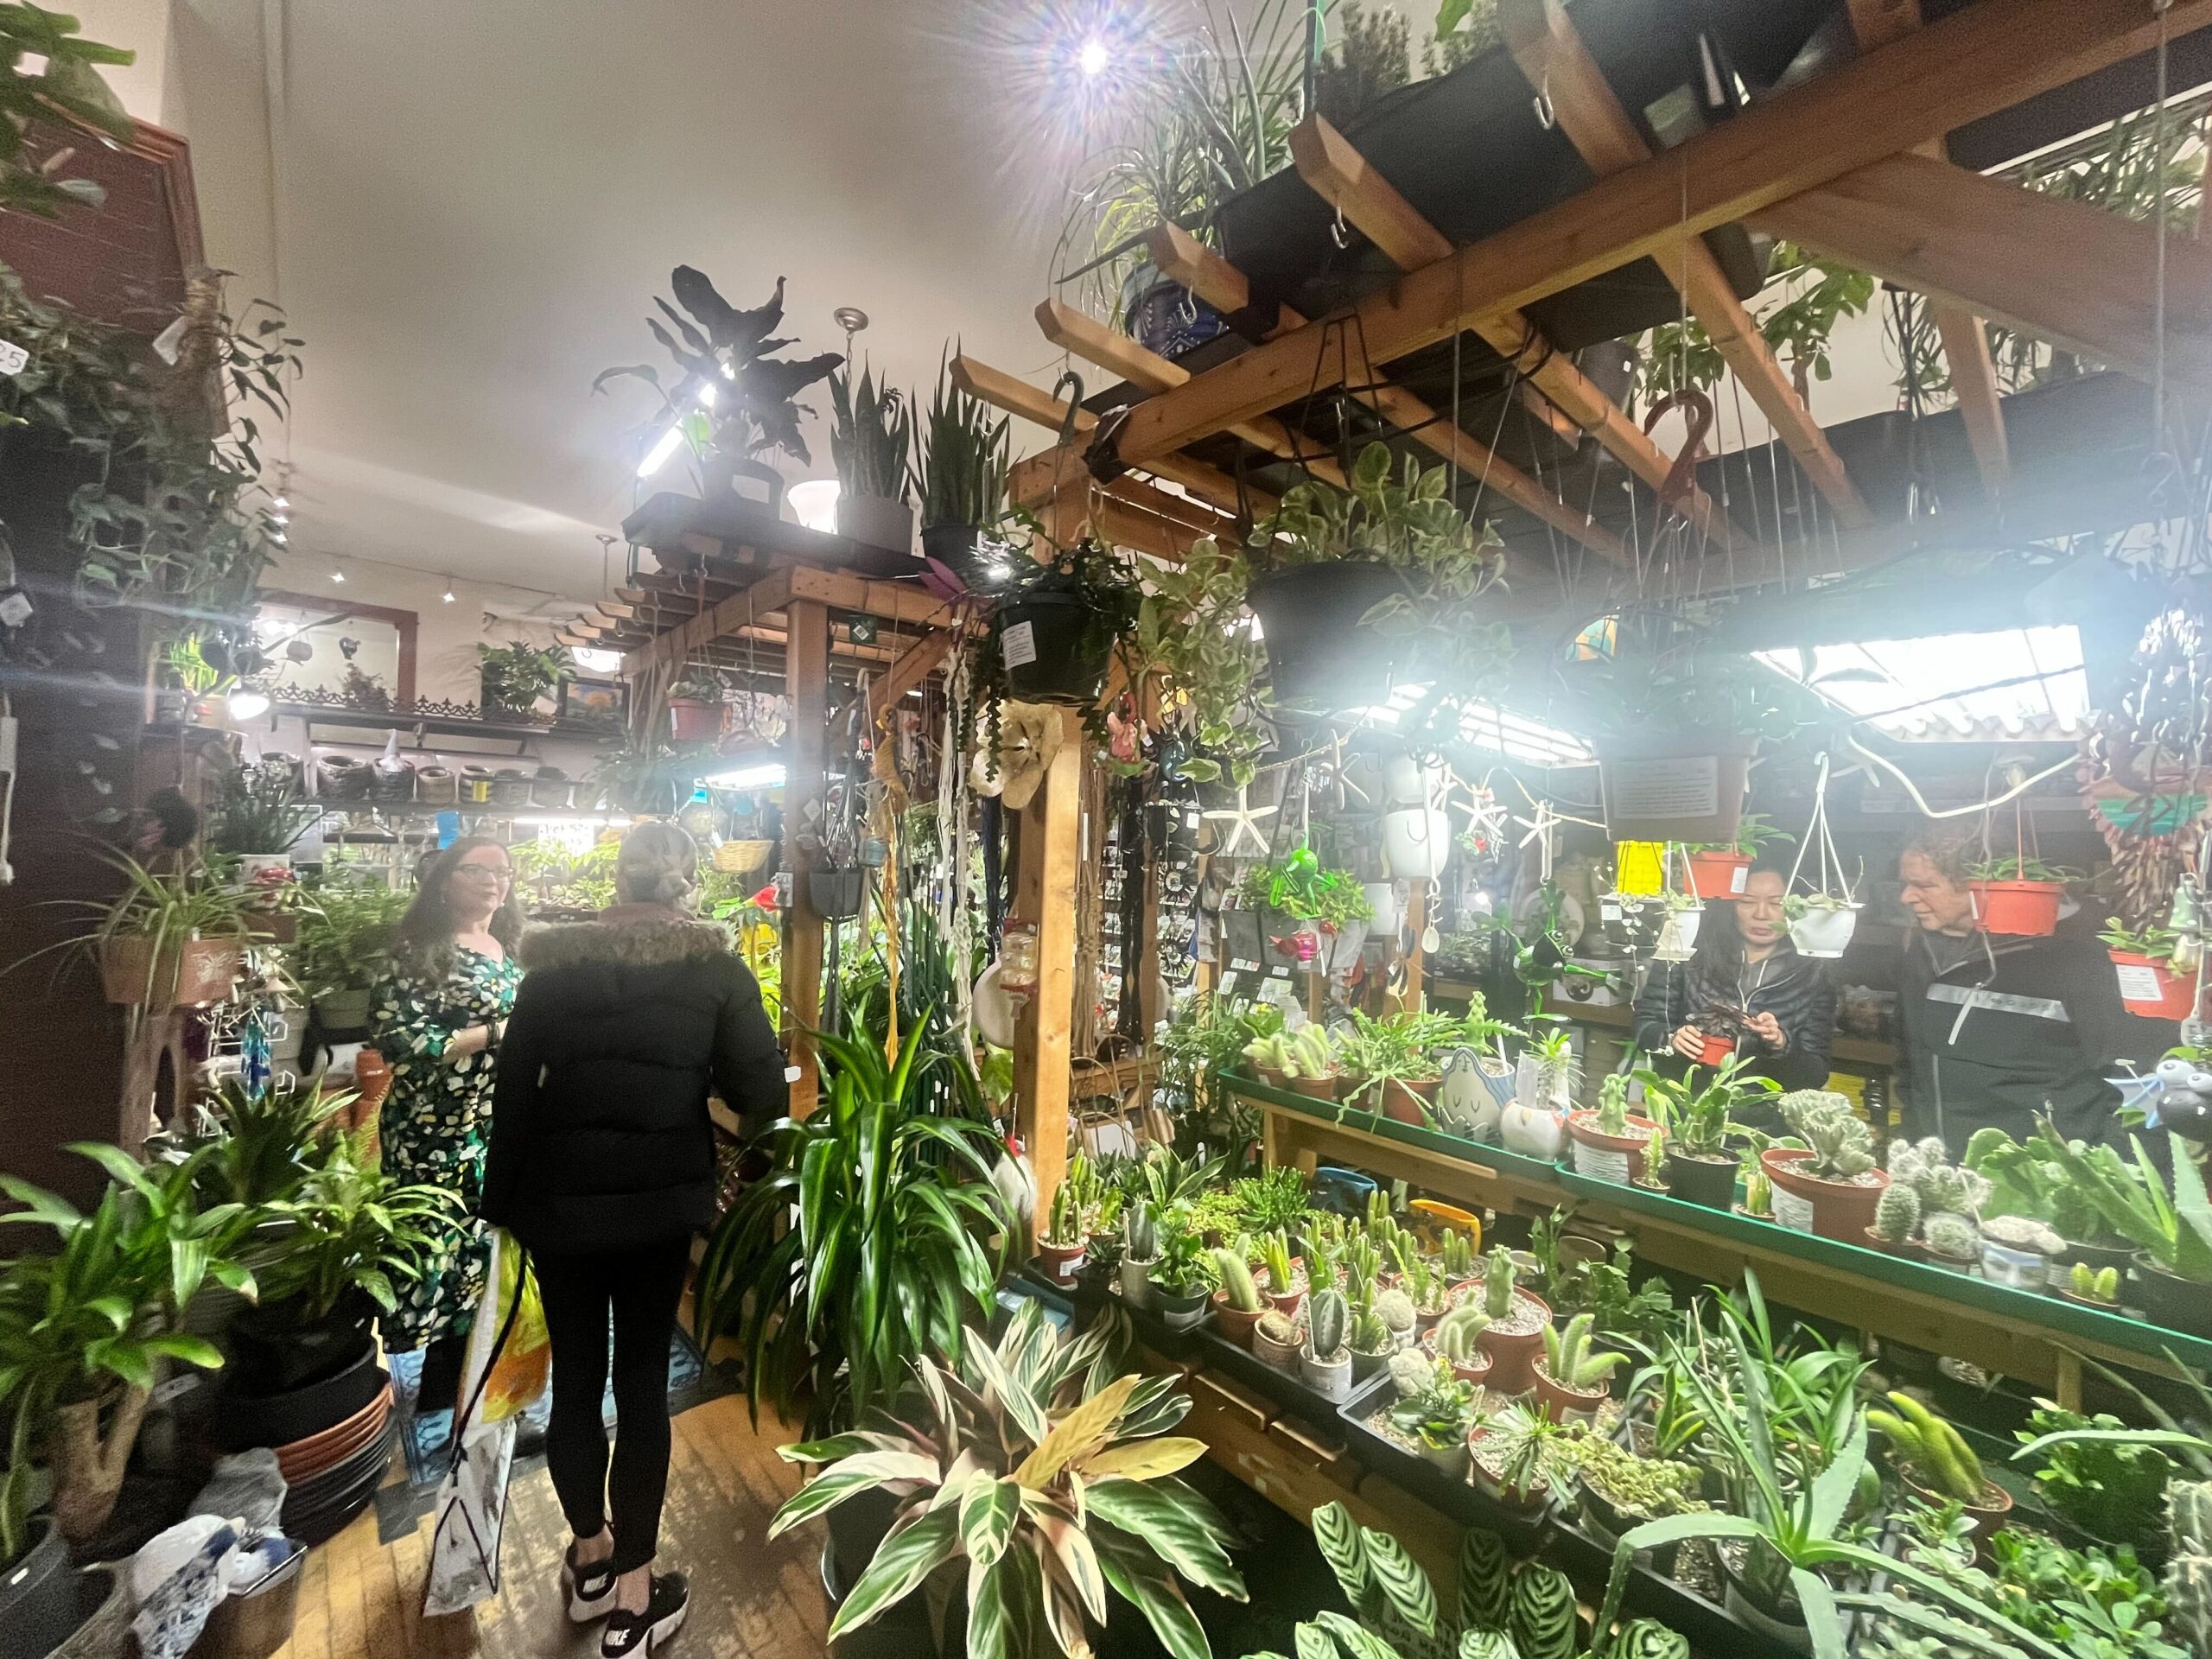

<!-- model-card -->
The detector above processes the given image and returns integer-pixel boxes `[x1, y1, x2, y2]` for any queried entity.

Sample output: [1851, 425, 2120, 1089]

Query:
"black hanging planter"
[810, 869, 866, 920]
[920, 524, 989, 589]
[995, 591, 1116, 706]
[1247, 560, 1410, 715]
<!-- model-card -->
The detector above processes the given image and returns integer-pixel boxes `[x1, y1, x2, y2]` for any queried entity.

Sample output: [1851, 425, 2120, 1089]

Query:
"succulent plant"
[1743, 1160, 1773, 1217]
[1389, 1346, 1437, 1396]
[1923, 1211, 1980, 1261]
[1612, 1618, 1690, 1659]
[1349, 1307, 1393, 1355]
[1567, 1434, 1704, 1520]
[1458, 1528, 1513, 1631]
[1287, 1022, 1335, 1078]
[2171, 1479, 2212, 1554]
[1124, 1198, 1160, 1263]
[1366, 1187, 1392, 1232]
[1483, 1245, 1517, 1320]
[1872, 1182, 1922, 1243]
[1046, 1180, 1082, 1247]
[1214, 1249, 1262, 1313]
[1433, 1302, 1490, 1362]
[1507, 1561, 1579, 1659]
[1540, 1312, 1627, 1392]
[2165, 1553, 2212, 1657]
[1262, 1229, 1297, 1294]
[1393, 1235, 1442, 1310]
[1596, 1071, 1631, 1136]
[1256, 1309, 1299, 1347]
[1777, 1090, 1876, 1181]
[1439, 1226, 1476, 1279]
[2069, 1260, 2121, 1301]
[1891, 1135, 1990, 1217]
[1375, 1287, 1417, 1335]
[1980, 1214, 2062, 1254]
[1307, 1287, 1349, 1360]
[1867, 1390, 1984, 1502]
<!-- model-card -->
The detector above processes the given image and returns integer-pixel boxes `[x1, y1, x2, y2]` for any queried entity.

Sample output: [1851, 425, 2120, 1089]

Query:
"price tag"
[1770, 1186, 1815, 1236]
[0, 340, 25, 377]
[2115, 963, 2166, 1005]
[1728, 863, 1749, 895]
[1001, 620, 1038, 669]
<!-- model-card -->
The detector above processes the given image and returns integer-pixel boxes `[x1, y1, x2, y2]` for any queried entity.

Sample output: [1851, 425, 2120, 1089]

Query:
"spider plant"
[693, 1019, 1014, 1436]
[11, 848, 261, 1007]
[162, 1073, 352, 1209]
[205, 758, 320, 857]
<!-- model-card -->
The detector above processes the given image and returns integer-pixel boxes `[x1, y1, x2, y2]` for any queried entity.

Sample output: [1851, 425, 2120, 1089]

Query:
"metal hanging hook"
[1329, 201, 1351, 250]
[1533, 74, 1555, 130]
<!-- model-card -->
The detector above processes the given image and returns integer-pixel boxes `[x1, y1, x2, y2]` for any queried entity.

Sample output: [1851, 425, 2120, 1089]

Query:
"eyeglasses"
[454, 863, 513, 882]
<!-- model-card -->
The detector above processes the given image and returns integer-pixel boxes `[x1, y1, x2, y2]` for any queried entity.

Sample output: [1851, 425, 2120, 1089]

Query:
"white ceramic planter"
[1652, 907, 1704, 961]
[1382, 808, 1452, 880]
[1300, 1350, 1353, 1402]
[1978, 1237, 2054, 1291]
[1119, 1255, 1158, 1310]
[1363, 882, 1403, 937]
[1416, 1439, 1468, 1478]
[1788, 903, 1862, 959]
[1502, 1101, 1565, 1161]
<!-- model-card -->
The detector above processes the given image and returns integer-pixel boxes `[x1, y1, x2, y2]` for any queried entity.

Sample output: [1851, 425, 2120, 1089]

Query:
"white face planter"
[1435, 1047, 1508, 1141]
[1382, 807, 1453, 881]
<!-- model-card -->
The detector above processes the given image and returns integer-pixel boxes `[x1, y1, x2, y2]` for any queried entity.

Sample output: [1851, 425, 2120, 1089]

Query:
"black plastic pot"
[1662, 1152, 1738, 1210]
[997, 591, 1114, 706]
[0, 1519, 82, 1659]
[2130, 1255, 2212, 1338]
[1247, 561, 1411, 715]
[217, 1349, 384, 1456]
[810, 869, 865, 921]
[1579, 1480, 1681, 1578]
[920, 524, 988, 589]
[225, 1294, 378, 1404]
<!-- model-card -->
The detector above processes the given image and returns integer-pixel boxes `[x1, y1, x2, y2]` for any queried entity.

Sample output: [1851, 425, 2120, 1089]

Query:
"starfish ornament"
[1200, 781, 1281, 859]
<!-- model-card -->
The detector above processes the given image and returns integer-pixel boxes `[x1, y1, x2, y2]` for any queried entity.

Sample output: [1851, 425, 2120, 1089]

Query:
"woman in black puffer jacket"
[482, 822, 785, 1657]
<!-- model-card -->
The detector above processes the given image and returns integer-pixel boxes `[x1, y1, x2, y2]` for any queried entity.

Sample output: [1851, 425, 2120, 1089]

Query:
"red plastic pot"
[1687, 850, 1751, 900]
[2110, 951, 2200, 1020]
[1566, 1110, 1658, 1185]
[1692, 1030, 1737, 1068]
[1967, 880, 2062, 937]
[669, 697, 722, 742]
[1761, 1147, 1889, 1243]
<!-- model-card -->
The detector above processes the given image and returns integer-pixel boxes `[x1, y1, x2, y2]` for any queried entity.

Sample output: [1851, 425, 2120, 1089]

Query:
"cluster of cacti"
[1872, 1181, 1922, 1243]
[1123, 1198, 1160, 1262]
[1541, 1313, 1628, 1392]
[1256, 1309, 1299, 1348]
[1045, 1180, 1082, 1246]
[1306, 1235, 1338, 1294]
[1375, 1286, 1417, 1336]
[1349, 1306, 1393, 1355]
[1367, 1187, 1392, 1231]
[1440, 1226, 1476, 1279]
[1434, 1302, 1491, 1361]
[1889, 1135, 1991, 1216]
[1777, 1090, 1877, 1181]
[1508, 1562, 1578, 1659]
[1286, 1022, 1336, 1077]
[1371, 1213, 1407, 1261]
[2169, 1481, 2212, 1658]
[1307, 1287, 1350, 1360]
[1484, 1246, 1519, 1320]
[1867, 1390, 1985, 1502]
[1214, 1248, 1263, 1313]
[1923, 1211, 1980, 1262]
[1262, 1229, 1297, 1293]
[2068, 1260, 2121, 1300]
[1393, 1235, 1442, 1309]
[1595, 1071, 1632, 1136]
[1344, 1233, 1382, 1298]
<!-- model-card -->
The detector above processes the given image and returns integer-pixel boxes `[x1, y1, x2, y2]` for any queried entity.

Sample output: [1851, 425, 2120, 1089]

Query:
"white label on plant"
[1605, 755, 1719, 820]
[1575, 1142, 1630, 1185]
[1771, 1186, 1816, 1235]
[2116, 963, 2165, 1004]
[1729, 863, 1749, 894]
[1001, 620, 1038, 669]
[1601, 902, 1622, 921]
[0, 340, 25, 376]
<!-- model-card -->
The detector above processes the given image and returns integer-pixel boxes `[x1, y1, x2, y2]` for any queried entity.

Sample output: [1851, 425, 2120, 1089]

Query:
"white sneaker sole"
[604, 1601, 687, 1656]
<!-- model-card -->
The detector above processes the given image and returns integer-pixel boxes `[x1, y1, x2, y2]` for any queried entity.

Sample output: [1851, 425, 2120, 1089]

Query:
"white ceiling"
[133, 0, 1077, 604]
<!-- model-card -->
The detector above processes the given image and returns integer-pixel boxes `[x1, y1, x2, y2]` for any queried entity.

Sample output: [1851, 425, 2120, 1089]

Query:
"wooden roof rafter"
[619, 560, 963, 681]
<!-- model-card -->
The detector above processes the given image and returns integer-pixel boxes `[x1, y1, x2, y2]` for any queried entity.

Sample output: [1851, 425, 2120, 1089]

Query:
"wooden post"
[783, 597, 830, 1115]
[1394, 881, 1430, 1014]
[1013, 710, 1083, 1252]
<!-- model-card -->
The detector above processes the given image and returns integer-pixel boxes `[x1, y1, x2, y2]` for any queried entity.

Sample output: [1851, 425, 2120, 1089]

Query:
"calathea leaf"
[827, 1505, 960, 1640]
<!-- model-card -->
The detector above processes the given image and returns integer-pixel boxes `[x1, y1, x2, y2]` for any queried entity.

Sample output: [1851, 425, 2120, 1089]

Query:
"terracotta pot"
[2110, 951, 2200, 1020]
[1761, 1147, 1889, 1243]
[1692, 1030, 1737, 1068]
[1211, 1293, 1265, 1348]
[1687, 850, 1751, 900]
[1861, 1227, 1927, 1262]
[1467, 1427, 1548, 1510]
[1037, 1240, 1087, 1286]
[1423, 1339, 1491, 1389]
[1566, 1110, 1658, 1185]
[1532, 1362, 1609, 1425]
[1903, 1471, 2015, 1553]
[1291, 1073, 1341, 1103]
[1255, 1065, 1291, 1093]
[97, 936, 243, 1010]
[1382, 1076, 1440, 1125]
[669, 697, 722, 742]
[1263, 1277, 1306, 1321]
[1968, 880, 2062, 937]
[1474, 1290, 1552, 1395]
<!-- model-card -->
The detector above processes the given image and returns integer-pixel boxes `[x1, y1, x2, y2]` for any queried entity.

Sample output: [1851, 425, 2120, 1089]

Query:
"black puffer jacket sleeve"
[713, 963, 788, 1139]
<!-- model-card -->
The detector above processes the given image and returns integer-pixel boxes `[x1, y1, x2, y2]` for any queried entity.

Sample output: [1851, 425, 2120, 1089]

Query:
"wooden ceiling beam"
[951, 354, 1269, 518]
[1113, 0, 2204, 474]
[1033, 299, 1350, 488]
[1146, 223, 1629, 567]
[1287, 112, 1732, 550]
[1497, 0, 1870, 527]
[1753, 150, 2212, 395]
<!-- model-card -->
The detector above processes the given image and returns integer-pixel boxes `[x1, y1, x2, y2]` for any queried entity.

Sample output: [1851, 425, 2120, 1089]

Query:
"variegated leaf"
[766, 1470, 881, 1539]
[969, 1330, 1050, 1446]
[1084, 1478, 1244, 1601]
[960, 1476, 1022, 1569]
[1362, 1529, 1437, 1637]
[1035, 1509, 1109, 1624]
[1035, 1537, 1100, 1659]
[1073, 1437, 1206, 1483]
[1310, 1502, 1368, 1605]
[826, 1506, 960, 1640]
[1317, 1611, 1403, 1659]
[1295, 1624, 1339, 1659]
[778, 1430, 905, 1464]
[1013, 1375, 1138, 1491]
[930, 1450, 993, 1513]
[1092, 1526, 1210, 1659]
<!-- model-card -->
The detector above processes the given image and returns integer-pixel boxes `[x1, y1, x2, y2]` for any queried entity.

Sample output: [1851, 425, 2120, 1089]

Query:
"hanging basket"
[1651, 906, 1704, 962]
[1789, 903, 1862, 958]
[1596, 730, 1758, 843]
[1685, 850, 1751, 899]
[1247, 561, 1410, 715]
[669, 698, 722, 742]
[1968, 880, 2063, 937]
[998, 592, 1115, 706]
[810, 868, 866, 920]
[98, 937, 243, 1011]
[2111, 952, 2200, 1020]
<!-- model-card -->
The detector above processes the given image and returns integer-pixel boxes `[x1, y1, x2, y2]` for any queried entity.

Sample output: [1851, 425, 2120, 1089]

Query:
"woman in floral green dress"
[372, 835, 526, 1412]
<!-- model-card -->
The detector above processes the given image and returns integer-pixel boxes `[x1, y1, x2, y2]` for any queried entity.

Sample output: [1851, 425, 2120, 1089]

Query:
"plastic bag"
[422, 1230, 537, 1618]
[467, 1230, 548, 1426]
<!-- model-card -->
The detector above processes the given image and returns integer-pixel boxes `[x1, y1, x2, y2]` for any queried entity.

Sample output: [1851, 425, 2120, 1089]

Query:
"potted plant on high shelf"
[984, 534, 1142, 707]
[1338, 1011, 1442, 1127]
[1967, 1118, 2143, 1283]
[665, 669, 727, 743]
[1503, 1024, 1578, 1159]
[476, 639, 564, 721]
[912, 349, 1010, 590]
[2100, 916, 2202, 1020]
[826, 362, 912, 555]
[2027, 1122, 2212, 1337]
[1967, 854, 2076, 938]
[1239, 847, 1376, 974]
[207, 757, 321, 894]
[1637, 1055, 1779, 1209]
[1681, 815, 1791, 900]
[1761, 1090, 1890, 1241]
[16, 849, 262, 1014]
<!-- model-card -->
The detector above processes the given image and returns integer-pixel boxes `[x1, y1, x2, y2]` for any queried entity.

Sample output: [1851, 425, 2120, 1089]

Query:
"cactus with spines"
[1484, 1246, 1518, 1320]
[2164, 1554, 2212, 1657]
[1440, 1226, 1476, 1279]
[1350, 1306, 1393, 1356]
[1393, 1234, 1440, 1310]
[1596, 1071, 1631, 1136]
[1507, 1562, 1578, 1659]
[1370, 1212, 1405, 1262]
[1213, 1248, 1262, 1313]
[1262, 1229, 1297, 1294]
[1777, 1090, 1876, 1181]
[2068, 1260, 2120, 1301]
[1866, 1391, 1984, 1502]
[1872, 1181, 1922, 1244]
[1923, 1211, 1980, 1262]
[2171, 1478, 2212, 1554]
[1540, 1312, 1627, 1392]
[1375, 1287, 1417, 1337]
[1389, 1346, 1437, 1396]
[1123, 1198, 1160, 1262]
[1433, 1302, 1490, 1362]
[1457, 1527, 1513, 1631]
[1046, 1180, 1081, 1246]
[1256, 1309, 1299, 1349]
[1611, 1618, 1689, 1659]
[1307, 1287, 1349, 1360]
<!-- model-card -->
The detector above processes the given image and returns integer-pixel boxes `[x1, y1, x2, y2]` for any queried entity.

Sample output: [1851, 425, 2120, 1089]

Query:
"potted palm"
[1761, 1090, 1889, 1241]
[2100, 917, 2201, 1020]
[912, 351, 1010, 590]
[827, 363, 912, 554]
[475, 639, 564, 720]
[1967, 855, 2075, 937]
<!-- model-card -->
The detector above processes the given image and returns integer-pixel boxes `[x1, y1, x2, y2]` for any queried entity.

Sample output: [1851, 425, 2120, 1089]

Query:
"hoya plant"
[772, 1301, 1246, 1658]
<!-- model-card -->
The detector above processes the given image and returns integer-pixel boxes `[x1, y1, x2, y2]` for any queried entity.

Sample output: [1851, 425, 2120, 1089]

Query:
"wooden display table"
[1233, 1073, 2212, 1405]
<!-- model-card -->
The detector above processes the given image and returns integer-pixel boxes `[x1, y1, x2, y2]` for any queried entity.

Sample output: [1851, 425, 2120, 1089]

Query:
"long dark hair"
[1689, 851, 1796, 973]
[391, 835, 527, 976]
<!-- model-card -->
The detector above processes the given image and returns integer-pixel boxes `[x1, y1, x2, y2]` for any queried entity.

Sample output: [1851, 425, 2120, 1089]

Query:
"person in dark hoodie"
[482, 822, 786, 1658]
[1632, 855, 1839, 1132]
[1893, 825, 2173, 1159]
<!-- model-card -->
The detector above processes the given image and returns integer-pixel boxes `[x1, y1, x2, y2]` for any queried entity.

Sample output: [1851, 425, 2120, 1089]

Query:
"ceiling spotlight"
[328, 569, 346, 585]
[696, 380, 718, 409]
[271, 493, 290, 512]
[269, 530, 287, 545]
[225, 686, 271, 721]
[1078, 37, 1110, 77]
[442, 585, 456, 603]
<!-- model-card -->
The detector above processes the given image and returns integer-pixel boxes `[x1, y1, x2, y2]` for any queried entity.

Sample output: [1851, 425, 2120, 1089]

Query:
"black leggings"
[533, 1237, 691, 1575]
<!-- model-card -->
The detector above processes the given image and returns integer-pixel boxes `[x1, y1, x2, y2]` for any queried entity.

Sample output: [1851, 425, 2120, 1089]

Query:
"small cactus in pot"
[1429, 1301, 1492, 1385]
[1253, 1307, 1303, 1373]
[1923, 1210, 1980, 1268]
[1260, 1228, 1306, 1317]
[1374, 1287, 1418, 1347]
[1533, 1312, 1626, 1420]
[1039, 1182, 1087, 1282]
[1211, 1248, 1268, 1345]
[1867, 1181, 1923, 1255]
[1439, 1226, 1476, 1282]
[1119, 1199, 1161, 1307]
[1346, 1304, 1395, 1383]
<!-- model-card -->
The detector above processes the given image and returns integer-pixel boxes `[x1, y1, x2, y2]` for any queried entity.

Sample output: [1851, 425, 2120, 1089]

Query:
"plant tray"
[1184, 1317, 1344, 1433]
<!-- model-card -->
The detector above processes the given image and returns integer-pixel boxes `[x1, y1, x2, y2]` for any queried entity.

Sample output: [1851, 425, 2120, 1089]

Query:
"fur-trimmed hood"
[518, 907, 735, 973]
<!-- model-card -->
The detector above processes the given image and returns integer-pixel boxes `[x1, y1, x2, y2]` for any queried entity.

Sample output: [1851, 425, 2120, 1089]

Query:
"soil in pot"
[999, 592, 1116, 706]
[1036, 1241, 1086, 1285]
[1566, 1110, 1657, 1185]
[1473, 1289, 1552, 1395]
[1246, 562, 1410, 715]
[1761, 1147, 1889, 1243]
[0, 1519, 84, 1659]
[1662, 1150, 1738, 1208]
[2131, 1255, 2212, 1338]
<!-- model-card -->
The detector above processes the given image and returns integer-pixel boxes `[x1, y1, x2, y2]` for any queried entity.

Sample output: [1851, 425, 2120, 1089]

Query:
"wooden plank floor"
[272, 1392, 830, 1659]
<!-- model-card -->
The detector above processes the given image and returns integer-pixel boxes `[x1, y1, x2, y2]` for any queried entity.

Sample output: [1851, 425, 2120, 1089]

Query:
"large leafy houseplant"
[770, 1300, 1245, 1658]
[1, 3, 134, 220]
[475, 639, 564, 717]
[287, 879, 410, 1006]
[16, 848, 260, 1010]
[248, 1138, 461, 1326]
[694, 1020, 1014, 1436]
[165, 1073, 350, 1211]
